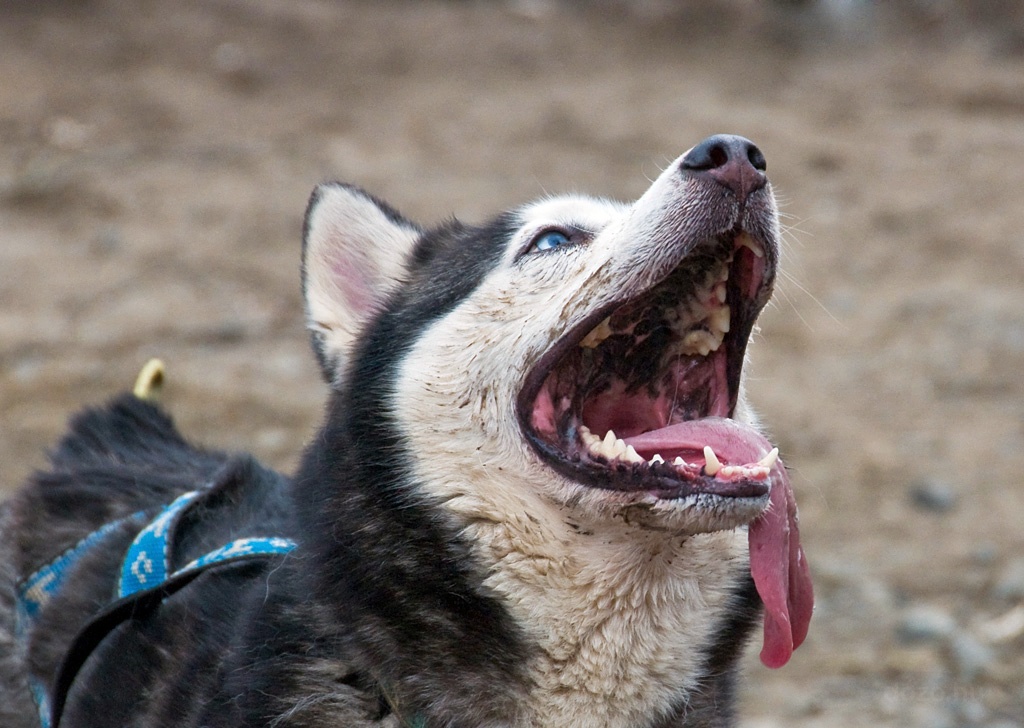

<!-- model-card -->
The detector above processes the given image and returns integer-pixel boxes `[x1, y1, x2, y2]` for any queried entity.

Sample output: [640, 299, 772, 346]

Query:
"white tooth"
[715, 282, 727, 303]
[710, 306, 731, 334]
[683, 330, 704, 348]
[579, 426, 600, 448]
[623, 445, 644, 464]
[579, 317, 612, 349]
[650, 454, 664, 465]
[601, 430, 627, 458]
[680, 329, 720, 357]
[703, 446, 722, 476]
[757, 447, 779, 469]
[739, 235, 765, 259]
[673, 456, 686, 467]
[719, 465, 736, 478]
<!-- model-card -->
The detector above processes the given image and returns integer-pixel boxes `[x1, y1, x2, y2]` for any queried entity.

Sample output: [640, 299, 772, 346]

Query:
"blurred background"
[2, 1, 1023, 725]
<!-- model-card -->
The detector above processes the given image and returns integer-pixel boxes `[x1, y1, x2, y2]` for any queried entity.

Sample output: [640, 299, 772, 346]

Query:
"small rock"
[993, 557, 1024, 600]
[912, 706, 956, 728]
[971, 541, 999, 565]
[909, 478, 958, 513]
[12, 356, 43, 383]
[48, 116, 91, 150]
[950, 697, 988, 723]
[212, 42, 261, 91]
[949, 633, 996, 682]
[213, 42, 247, 76]
[896, 605, 957, 644]
[90, 226, 122, 257]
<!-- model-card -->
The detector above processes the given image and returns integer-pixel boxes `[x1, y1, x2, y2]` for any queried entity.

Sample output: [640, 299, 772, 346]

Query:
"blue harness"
[15, 486, 296, 728]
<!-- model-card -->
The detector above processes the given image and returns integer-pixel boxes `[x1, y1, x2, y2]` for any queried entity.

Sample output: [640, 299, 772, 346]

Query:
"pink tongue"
[624, 417, 771, 464]
[749, 457, 814, 668]
[625, 418, 814, 668]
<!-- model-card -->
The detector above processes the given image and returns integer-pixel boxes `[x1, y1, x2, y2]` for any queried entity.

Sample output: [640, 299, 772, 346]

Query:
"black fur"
[1, 191, 770, 727]
[1, 215, 533, 728]
[293, 214, 531, 723]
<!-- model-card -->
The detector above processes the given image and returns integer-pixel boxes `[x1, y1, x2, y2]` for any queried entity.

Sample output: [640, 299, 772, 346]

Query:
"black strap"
[49, 553, 281, 728]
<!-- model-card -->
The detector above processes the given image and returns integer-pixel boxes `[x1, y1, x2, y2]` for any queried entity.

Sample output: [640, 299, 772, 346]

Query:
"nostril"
[680, 134, 768, 201]
[682, 139, 728, 172]
[708, 143, 729, 170]
[747, 144, 767, 173]
[682, 134, 766, 172]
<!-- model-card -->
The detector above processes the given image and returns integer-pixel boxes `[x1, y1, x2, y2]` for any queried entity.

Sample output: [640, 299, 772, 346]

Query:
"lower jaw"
[562, 484, 771, 535]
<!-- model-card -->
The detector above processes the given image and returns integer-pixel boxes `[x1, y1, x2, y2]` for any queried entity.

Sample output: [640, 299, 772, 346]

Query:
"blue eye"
[532, 230, 572, 252]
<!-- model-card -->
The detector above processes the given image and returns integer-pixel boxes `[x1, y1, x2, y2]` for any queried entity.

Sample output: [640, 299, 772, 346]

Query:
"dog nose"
[680, 134, 767, 202]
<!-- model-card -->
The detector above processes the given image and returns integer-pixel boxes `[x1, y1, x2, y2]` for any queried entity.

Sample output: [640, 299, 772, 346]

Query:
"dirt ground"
[2, 1, 1023, 725]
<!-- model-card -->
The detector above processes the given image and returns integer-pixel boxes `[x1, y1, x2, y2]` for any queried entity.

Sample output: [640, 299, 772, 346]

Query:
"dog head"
[302, 136, 811, 668]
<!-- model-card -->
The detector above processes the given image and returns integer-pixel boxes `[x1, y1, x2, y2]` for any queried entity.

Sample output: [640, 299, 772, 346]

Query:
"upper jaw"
[517, 195, 782, 519]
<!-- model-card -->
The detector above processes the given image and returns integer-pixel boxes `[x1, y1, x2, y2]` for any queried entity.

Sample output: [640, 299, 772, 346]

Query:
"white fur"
[388, 155, 773, 726]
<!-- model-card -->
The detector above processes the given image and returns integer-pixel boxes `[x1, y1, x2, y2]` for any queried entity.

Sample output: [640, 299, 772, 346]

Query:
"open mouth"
[519, 230, 778, 502]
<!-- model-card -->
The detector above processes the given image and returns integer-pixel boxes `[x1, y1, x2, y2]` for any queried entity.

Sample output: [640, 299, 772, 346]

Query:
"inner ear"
[302, 183, 422, 384]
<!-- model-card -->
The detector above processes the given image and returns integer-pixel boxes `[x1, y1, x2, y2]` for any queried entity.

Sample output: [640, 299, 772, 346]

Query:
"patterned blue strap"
[118, 490, 202, 598]
[49, 535, 295, 728]
[117, 488, 295, 598]
[17, 512, 147, 641]
[19, 487, 296, 728]
[174, 536, 297, 577]
[16, 512, 149, 728]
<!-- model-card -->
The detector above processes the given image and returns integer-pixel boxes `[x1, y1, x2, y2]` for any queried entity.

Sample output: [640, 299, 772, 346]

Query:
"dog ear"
[302, 183, 421, 384]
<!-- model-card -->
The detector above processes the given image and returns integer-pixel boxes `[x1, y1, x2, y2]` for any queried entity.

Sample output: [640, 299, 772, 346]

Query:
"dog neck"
[444, 479, 750, 728]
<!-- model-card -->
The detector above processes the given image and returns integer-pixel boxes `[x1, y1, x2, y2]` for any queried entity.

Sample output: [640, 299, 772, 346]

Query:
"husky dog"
[0, 135, 812, 728]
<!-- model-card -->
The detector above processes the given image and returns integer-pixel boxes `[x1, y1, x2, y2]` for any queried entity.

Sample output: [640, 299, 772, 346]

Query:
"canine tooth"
[649, 454, 664, 465]
[579, 317, 612, 349]
[600, 430, 627, 458]
[623, 445, 644, 464]
[703, 446, 722, 476]
[738, 234, 765, 259]
[757, 447, 779, 470]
